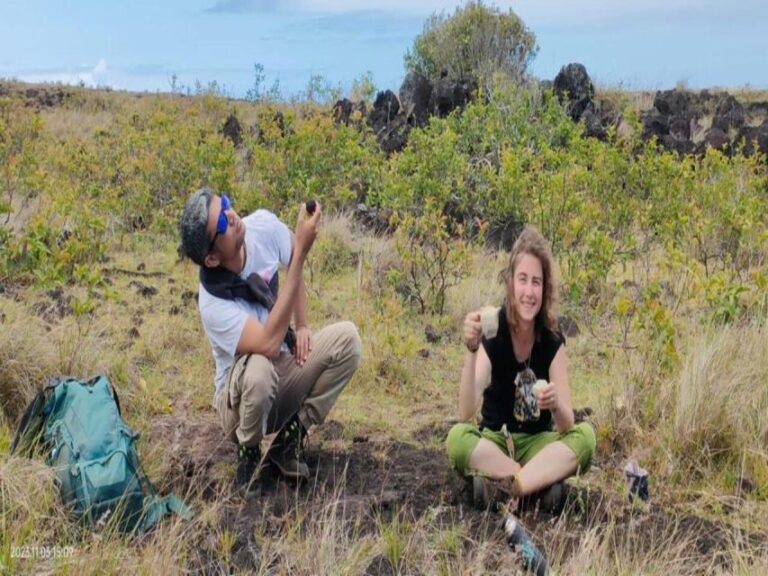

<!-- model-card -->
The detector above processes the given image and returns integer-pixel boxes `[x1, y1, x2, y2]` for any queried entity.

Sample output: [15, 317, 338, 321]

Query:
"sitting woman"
[446, 226, 595, 511]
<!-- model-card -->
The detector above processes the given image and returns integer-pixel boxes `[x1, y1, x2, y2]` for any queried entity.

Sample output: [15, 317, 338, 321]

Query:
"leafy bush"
[244, 109, 383, 216]
[390, 207, 472, 315]
[405, 0, 537, 88]
[0, 97, 47, 279]
[0, 97, 45, 214]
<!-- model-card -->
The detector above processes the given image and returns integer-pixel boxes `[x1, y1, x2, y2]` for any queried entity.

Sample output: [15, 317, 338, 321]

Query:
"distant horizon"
[3, 70, 764, 104]
[1, 1, 766, 99]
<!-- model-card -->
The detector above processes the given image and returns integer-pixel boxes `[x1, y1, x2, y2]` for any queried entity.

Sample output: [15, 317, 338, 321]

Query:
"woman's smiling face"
[509, 252, 543, 325]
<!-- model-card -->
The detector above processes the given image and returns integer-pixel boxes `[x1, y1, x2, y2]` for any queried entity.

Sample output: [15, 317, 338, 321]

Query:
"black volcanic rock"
[430, 76, 476, 118]
[399, 72, 433, 127]
[713, 94, 745, 132]
[222, 112, 242, 147]
[553, 63, 594, 121]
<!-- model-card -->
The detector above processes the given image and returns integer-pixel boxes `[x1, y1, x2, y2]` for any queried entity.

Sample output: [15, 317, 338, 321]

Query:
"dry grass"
[0, 300, 59, 422]
[1, 455, 67, 575]
[579, 315, 768, 490]
[660, 322, 768, 481]
[39, 108, 119, 143]
[548, 514, 767, 575]
[596, 85, 768, 114]
[251, 482, 379, 574]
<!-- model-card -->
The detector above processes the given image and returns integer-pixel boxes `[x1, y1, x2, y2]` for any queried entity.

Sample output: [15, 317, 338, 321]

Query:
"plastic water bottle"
[502, 514, 550, 576]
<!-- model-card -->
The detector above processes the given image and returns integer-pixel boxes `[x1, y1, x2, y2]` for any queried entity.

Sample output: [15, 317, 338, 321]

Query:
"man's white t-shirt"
[198, 209, 292, 401]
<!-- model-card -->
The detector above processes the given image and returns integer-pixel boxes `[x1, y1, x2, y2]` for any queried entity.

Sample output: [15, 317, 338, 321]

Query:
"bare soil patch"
[147, 415, 767, 574]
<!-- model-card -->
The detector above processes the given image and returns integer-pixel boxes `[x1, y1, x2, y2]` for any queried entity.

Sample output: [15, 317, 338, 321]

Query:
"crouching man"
[179, 189, 361, 494]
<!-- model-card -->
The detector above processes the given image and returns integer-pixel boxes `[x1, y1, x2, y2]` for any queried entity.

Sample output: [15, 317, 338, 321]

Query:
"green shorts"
[446, 421, 596, 478]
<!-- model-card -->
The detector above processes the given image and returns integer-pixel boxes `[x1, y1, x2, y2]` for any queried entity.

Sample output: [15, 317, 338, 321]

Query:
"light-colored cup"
[480, 306, 499, 339]
[532, 379, 548, 399]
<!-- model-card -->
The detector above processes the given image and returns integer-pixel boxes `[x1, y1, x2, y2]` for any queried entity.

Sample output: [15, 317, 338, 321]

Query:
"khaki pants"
[215, 321, 361, 447]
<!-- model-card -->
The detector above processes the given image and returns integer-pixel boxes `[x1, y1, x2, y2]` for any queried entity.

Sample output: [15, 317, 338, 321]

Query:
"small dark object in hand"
[306, 200, 317, 215]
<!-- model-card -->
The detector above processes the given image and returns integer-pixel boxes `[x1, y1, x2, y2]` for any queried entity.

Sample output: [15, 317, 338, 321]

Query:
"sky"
[0, 0, 766, 98]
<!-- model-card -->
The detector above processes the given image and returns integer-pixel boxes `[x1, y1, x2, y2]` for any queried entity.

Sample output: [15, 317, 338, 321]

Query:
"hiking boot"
[471, 476, 487, 509]
[235, 444, 262, 497]
[537, 481, 565, 514]
[520, 481, 566, 515]
[471, 475, 518, 511]
[268, 415, 310, 480]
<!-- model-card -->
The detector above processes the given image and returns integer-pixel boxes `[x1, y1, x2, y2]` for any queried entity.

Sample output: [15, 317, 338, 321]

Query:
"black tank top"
[480, 304, 565, 434]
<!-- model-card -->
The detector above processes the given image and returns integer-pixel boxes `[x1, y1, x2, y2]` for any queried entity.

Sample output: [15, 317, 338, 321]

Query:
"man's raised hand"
[294, 200, 321, 259]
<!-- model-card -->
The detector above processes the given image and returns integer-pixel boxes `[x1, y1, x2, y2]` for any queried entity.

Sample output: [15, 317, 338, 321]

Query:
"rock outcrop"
[641, 89, 768, 157]
[549, 63, 768, 159]
[334, 74, 478, 155]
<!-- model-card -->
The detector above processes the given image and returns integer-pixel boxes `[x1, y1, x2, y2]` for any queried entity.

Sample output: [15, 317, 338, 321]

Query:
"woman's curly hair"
[498, 225, 560, 337]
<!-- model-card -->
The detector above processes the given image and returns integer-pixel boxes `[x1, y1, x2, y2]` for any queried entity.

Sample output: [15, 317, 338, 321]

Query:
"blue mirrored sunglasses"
[208, 195, 231, 254]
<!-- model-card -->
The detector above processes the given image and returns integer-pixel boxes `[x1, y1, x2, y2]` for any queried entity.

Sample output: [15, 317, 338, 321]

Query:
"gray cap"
[179, 188, 214, 266]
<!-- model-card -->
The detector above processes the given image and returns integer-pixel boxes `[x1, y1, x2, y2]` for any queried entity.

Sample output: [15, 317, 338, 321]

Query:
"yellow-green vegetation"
[1, 77, 767, 574]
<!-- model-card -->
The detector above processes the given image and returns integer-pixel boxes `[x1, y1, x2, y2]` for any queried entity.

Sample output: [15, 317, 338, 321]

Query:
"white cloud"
[207, 0, 281, 13]
[237, 0, 745, 26]
[19, 58, 109, 88]
[513, 0, 718, 26]
[93, 57, 107, 75]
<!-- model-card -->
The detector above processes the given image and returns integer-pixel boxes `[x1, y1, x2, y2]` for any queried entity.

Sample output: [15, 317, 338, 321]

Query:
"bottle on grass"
[502, 514, 550, 576]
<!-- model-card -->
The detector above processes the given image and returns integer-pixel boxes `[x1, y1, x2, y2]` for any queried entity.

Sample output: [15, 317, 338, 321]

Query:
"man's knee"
[239, 354, 279, 404]
[337, 321, 362, 368]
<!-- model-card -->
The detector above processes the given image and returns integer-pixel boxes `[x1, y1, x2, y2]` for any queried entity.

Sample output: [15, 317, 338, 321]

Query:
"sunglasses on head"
[208, 194, 231, 254]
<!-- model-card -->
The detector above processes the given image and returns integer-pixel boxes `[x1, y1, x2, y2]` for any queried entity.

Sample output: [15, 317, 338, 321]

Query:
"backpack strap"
[124, 430, 193, 534]
[138, 494, 193, 534]
[10, 378, 61, 456]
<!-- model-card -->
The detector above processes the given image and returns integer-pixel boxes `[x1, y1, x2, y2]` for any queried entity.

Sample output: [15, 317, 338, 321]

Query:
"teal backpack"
[11, 375, 192, 534]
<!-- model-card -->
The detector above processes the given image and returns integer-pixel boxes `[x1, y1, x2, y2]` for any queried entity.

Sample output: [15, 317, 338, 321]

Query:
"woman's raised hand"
[536, 381, 559, 413]
[463, 311, 482, 353]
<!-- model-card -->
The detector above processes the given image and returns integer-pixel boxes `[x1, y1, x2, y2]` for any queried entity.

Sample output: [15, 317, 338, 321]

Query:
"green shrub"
[390, 205, 472, 315]
[405, 0, 537, 88]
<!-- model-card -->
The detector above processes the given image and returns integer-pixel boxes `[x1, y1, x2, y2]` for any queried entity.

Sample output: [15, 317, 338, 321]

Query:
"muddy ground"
[147, 416, 767, 574]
